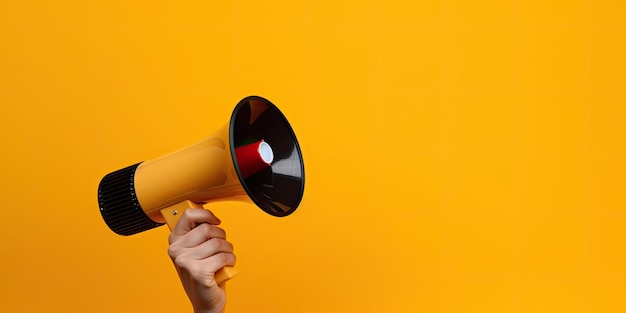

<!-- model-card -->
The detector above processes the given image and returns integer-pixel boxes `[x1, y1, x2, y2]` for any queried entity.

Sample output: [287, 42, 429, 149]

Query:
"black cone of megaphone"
[97, 96, 305, 236]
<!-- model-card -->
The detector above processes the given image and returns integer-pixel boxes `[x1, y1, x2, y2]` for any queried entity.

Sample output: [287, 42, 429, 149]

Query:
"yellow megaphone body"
[97, 96, 305, 284]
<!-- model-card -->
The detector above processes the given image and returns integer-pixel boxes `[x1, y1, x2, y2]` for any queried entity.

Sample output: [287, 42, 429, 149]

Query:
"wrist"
[194, 310, 223, 313]
[192, 301, 225, 313]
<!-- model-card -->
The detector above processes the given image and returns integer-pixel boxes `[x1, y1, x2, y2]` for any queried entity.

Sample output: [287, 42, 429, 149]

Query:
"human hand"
[168, 208, 236, 313]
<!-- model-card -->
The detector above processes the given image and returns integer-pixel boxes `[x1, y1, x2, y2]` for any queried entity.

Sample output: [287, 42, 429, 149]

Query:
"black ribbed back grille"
[98, 162, 163, 236]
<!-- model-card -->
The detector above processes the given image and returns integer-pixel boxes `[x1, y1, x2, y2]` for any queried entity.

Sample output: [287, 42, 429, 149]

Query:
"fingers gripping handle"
[161, 200, 238, 286]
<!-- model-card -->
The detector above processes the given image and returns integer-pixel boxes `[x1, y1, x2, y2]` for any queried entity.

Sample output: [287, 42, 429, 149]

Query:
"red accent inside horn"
[235, 140, 272, 179]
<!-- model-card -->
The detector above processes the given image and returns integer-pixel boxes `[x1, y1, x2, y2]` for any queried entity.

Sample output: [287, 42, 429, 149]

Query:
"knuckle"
[173, 255, 189, 268]
[218, 252, 236, 266]
[208, 225, 225, 239]
[179, 209, 195, 222]
[216, 253, 229, 264]
[216, 239, 232, 253]
[202, 223, 213, 234]
[201, 224, 226, 239]
[167, 244, 180, 258]
[182, 208, 196, 217]
[167, 232, 179, 245]
[217, 227, 226, 239]
[207, 238, 221, 251]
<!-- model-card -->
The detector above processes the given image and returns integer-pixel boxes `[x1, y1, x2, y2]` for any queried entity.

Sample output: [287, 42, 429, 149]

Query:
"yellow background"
[1, 0, 625, 312]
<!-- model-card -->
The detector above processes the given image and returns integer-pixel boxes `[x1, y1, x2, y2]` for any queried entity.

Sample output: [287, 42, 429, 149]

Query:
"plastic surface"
[97, 96, 305, 233]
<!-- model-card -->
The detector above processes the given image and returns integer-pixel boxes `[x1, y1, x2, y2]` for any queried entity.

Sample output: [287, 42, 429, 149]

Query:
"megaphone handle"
[161, 200, 239, 286]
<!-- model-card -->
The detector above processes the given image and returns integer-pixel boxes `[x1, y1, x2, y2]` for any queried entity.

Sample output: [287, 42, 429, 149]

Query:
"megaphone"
[97, 96, 305, 284]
